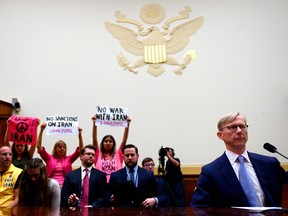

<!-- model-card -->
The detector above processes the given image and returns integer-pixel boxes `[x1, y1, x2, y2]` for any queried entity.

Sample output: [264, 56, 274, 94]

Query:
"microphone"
[263, 143, 288, 160]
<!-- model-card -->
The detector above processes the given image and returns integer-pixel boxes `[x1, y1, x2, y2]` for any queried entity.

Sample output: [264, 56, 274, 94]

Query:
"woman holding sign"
[92, 115, 131, 182]
[18, 158, 60, 207]
[2, 117, 40, 169]
[36, 122, 83, 188]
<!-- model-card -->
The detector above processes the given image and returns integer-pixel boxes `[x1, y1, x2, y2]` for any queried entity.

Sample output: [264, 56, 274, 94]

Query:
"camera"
[158, 146, 169, 157]
[158, 146, 170, 175]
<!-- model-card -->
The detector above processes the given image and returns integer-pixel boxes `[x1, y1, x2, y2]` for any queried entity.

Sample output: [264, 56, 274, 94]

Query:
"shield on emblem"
[144, 44, 167, 64]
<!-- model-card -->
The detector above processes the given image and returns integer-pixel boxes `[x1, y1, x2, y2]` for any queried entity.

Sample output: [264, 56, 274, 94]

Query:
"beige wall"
[1, 0, 288, 170]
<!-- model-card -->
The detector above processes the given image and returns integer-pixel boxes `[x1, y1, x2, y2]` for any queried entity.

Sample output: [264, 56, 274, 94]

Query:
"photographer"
[158, 147, 185, 207]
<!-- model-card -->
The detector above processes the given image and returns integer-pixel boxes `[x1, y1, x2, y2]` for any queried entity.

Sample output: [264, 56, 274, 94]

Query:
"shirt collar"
[81, 166, 92, 172]
[225, 149, 250, 164]
[126, 165, 138, 173]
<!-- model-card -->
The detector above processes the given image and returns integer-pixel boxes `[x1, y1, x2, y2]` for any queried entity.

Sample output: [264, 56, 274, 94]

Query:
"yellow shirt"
[0, 164, 22, 206]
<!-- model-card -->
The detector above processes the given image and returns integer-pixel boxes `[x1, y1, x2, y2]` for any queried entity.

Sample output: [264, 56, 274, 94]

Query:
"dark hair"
[12, 143, 30, 160]
[123, 144, 138, 154]
[100, 135, 116, 159]
[167, 147, 175, 157]
[80, 144, 96, 155]
[142, 157, 153, 167]
[18, 158, 49, 207]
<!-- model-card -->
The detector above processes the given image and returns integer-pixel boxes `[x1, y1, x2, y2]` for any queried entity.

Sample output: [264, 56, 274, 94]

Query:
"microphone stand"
[274, 150, 288, 160]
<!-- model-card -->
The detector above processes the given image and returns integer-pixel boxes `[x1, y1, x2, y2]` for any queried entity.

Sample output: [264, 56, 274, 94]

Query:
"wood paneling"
[181, 175, 288, 207]
[0, 100, 12, 146]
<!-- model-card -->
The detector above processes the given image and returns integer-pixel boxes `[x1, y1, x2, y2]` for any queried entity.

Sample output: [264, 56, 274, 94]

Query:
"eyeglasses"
[220, 124, 248, 132]
[144, 163, 155, 167]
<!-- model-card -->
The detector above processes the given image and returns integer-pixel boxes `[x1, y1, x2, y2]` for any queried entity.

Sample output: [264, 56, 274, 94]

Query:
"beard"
[125, 160, 137, 169]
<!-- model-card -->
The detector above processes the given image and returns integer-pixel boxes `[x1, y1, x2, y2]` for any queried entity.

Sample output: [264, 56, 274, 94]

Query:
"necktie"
[129, 168, 135, 184]
[80, 168, 89, 207]
[238, 156, 259, 207]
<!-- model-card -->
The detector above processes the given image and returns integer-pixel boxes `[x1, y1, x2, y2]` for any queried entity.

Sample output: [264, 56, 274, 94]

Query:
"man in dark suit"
[191, 112, 288, 207]
[142, 157, 169, 207]
[109, 144, 166, 207]
[61, 144, 107, 208]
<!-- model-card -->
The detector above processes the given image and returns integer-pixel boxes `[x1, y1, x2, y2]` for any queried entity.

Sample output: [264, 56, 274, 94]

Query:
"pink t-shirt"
[94, 148, 123, 182]
[51, 160, 64, 187]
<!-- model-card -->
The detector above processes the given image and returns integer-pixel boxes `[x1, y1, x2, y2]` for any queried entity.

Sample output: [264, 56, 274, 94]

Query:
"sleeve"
[50, 179, 61, 208]
[14, 172, 23, 189]
[69, 147, 80, 163]
[190, 166, 212, 207]
[61, 173, 72, 207]
[37, 147, 51, 163]
[90, 171, 108, 207]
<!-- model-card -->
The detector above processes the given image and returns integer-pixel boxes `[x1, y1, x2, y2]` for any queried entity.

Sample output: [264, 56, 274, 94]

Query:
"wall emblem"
[105, 3, 204, 77]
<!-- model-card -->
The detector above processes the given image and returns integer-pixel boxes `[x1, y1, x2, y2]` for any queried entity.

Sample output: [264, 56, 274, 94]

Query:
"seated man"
[109, 144, 165, 207]
[142, 157, 169, 207]
[191, 112, 288, 207]
[61, 145, 107, 208]
[0, 146, 23, 206]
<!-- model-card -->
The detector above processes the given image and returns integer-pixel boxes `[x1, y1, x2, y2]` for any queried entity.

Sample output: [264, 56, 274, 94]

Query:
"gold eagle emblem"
[105, 3, 204, 77]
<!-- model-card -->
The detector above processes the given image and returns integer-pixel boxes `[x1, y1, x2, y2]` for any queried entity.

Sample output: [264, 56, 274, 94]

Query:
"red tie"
[80, 168, 89, 207]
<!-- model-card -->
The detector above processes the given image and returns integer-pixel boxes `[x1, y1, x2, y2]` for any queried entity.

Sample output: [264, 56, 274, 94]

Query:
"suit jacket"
[61, 167, 107, 207]
[109, 166, 167, 207]
[191, 152, 288, 207]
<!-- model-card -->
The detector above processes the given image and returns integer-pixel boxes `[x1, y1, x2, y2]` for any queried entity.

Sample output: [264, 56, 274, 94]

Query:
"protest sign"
[7, 116, 39, 145]
[46, 116, 78, 135]
[96, 105, 128, 127]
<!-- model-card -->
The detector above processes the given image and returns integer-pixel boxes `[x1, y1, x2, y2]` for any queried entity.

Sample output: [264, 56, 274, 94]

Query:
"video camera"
[158, 146, 170, 157]
[158, 146, 170, 175]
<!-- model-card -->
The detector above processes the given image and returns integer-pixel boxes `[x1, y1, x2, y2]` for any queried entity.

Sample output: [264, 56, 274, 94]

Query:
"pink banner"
[7, 116, 39, 145]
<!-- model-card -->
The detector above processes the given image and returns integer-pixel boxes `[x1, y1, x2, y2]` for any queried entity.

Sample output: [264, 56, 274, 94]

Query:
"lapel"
[247, 152, 265, 182]
[136, 167, 145, 187]
[119, 167, 129, 182]
[76, 168, 82, 193]
[217, 153, 246, 196]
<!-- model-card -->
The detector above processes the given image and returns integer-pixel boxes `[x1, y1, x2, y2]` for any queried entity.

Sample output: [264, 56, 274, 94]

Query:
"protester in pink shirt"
[91, 115, 131, 182]
[37, 123, 83, 188]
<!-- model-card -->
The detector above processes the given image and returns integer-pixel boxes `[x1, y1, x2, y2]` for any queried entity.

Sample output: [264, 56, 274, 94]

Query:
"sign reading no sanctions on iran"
[96, 106, 128, 127]
[46, 116, 79, 135]
[8, 116, 39, 145]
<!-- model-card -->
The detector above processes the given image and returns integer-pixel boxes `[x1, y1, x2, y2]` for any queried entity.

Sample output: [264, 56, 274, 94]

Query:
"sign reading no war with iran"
[46, 116, 79, 135]
[96, 105, 128, 127]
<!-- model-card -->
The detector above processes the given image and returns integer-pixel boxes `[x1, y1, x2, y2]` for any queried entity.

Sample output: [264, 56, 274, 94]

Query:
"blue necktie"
[129, 168, 135, 184]
[238, 155, 259, 207]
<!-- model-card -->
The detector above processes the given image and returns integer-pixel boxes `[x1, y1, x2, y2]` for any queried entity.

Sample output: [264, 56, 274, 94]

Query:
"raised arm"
[28, 118, 41, 158]
[78, 127, 83, 150]
[37, 123, 47, 151]
[166, 153, 180, 167]
[2, 119, 10, 147]
[119, 116, 131, 153]
[91, 115, 99, 150]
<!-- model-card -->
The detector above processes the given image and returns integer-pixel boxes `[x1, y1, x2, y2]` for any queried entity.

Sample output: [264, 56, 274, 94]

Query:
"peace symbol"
[16, 122, 28, 133]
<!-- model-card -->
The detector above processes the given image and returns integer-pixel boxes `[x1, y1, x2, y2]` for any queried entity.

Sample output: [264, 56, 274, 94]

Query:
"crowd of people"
[1, 112, 288, 210]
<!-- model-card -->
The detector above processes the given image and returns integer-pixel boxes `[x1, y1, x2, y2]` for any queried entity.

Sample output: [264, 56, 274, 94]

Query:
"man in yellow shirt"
[0, 146, 23, 206]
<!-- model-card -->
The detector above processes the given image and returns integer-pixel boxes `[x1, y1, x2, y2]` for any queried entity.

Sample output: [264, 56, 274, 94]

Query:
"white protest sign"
[46, 116, 79, 135]
[96, 106, 128, 127]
